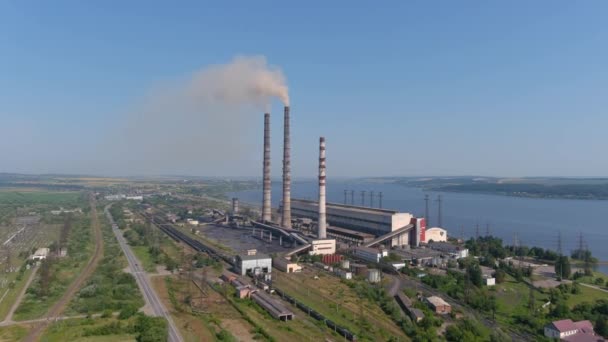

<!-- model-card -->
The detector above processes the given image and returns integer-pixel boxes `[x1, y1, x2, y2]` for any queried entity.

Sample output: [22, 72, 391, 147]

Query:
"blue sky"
[1, 1, 607, 177]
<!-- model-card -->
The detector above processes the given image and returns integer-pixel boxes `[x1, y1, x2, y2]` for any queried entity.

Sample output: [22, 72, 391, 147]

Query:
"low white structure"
[51, 207, 82, 215]
[126, 195, 143, 201]
[31, 248, 50, 261]
[186, 219, 199, 226]
[235, 252, 272, 276]
[484, 276, 496, 286]
[273, 258, 302, 273]
[424, 227, 447, 243]
[309, 239, 336, 256]
[354, 246, 388, 263]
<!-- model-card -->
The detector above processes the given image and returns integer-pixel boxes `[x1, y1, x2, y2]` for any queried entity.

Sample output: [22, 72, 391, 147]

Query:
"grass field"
[273, 269, 408, 341]
[0, 324, 28, 342]
[0, 267, 34, 320]
[13, 215, 93, 321]
[130, 246, 157, 272]
[41, 317, 137, 342]
[566, 285, 608, 307]
[493, 276, 547, 316]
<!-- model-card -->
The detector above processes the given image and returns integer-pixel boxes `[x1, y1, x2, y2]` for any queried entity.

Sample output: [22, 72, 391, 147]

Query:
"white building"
[484, 276, 496, 286]
[309, 239, 336, 256]
[186, 219, 199, 226]
[31, 248, 50, 261]
[354, 246, 388, 263]
[291, 199, 413, 246]
[424, 227, 447, 243]
[235, 253, 272, 276]
[126, 195, 143, 201]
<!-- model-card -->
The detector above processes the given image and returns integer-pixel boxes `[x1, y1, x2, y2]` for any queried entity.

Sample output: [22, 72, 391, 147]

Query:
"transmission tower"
[370, 191, 375, 208]
[360, 191, 366, 206]
[485, 223, 490, 237]
[436, 195, 443, 228]
[343, 190, 347, 205]
[424, 194, 430, 228]
[378, 192, 383, 209]
[557, 231, 563, 256]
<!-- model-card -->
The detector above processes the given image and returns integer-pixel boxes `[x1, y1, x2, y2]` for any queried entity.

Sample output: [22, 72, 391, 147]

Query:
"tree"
[466, 263, 483, 287]
[494, 269, 506, 284]
[554, 256, 571, 279]
[595, 278, 605, 286]
[596, 315, 608, 338]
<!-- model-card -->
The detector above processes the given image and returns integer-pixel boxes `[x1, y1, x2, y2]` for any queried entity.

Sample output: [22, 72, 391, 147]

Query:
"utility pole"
[370, 191, 375, 208]
[460, 225, 465, 241]
[378, 192, 383, 209]
[360, 191, 366, 206]
[350, 190, 355, 205]
[424, 194, 430, 228]
[485, 223, 490, 237]
[475, 223, 480, 240]
[578, 231, 584, 255]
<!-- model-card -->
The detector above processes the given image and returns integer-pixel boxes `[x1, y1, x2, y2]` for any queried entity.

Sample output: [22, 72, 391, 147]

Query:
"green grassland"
[0, 324, 28, 342]
[13, 215, 93, 321]
[0, 267, 34, 321]
[66, 211, 144, 316]
[273, 270, 408, 341]
[41, 317, 138, 342]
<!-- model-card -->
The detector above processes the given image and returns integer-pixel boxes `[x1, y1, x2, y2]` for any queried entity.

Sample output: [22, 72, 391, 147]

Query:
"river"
[230, 179, 608, 275]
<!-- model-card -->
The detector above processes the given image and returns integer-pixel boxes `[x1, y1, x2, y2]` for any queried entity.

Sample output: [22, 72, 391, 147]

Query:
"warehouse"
[235, 252, 272, 276]
[426, 296, 451, 314]
[353, 246, 388, 263]
[291, 199, 414, 246]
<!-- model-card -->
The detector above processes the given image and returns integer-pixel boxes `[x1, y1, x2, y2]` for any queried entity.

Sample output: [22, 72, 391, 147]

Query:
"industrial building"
[273, 258, 302, 273]
[425, 296, 451, 314]
[309, 239, 336, 256]
[291, 199, 421, 247]
[427, 242, 469, 259]
[424, 227, 447, 243]
[31, 248, 50, 261]
[235, 252, 272, 276]
[353, 246, 388, 263]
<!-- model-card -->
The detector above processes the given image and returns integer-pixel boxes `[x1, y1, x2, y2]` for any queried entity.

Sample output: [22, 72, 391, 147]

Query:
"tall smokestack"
[232, 198, 239, 215]
[262, 113, 272, 222]
[281, 106, 292, 228]
[318, 137, 327, 239]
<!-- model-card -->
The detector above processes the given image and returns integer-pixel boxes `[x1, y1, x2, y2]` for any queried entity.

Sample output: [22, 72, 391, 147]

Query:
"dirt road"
[23, 193, 104, 342]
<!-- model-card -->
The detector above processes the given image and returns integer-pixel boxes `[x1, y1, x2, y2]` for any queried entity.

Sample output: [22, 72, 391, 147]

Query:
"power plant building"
[309, 239, 336, 255]
[235, 253, 272, 276]
[291, 199, 414, 246]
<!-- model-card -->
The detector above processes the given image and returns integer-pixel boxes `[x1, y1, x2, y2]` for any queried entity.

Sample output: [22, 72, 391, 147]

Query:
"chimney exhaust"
[281, 106, 292, 228]
[318, 137, 327, 239]
[262, 113, 272, 222]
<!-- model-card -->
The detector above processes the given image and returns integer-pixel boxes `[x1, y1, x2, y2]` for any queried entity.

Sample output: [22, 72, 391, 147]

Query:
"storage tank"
[368, 269, 381, 283]
[340, 259, 350, 269]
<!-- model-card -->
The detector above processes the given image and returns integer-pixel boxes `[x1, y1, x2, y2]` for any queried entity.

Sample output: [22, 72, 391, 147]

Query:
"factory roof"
[328, 225, 375, 239]
[394, 248, 442, 260]
[354, 246, 385, 254]
[238, 253, 271, 261]
[427, 242, 465, 254]
[292, 198, 402, 216]
[426, 296, 450, 307]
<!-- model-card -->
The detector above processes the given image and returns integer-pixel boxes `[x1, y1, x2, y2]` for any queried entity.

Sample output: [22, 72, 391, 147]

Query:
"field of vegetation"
[273, 269, 408, 341]
[13, 214, 93, 321]
[65, 210, 144, 316]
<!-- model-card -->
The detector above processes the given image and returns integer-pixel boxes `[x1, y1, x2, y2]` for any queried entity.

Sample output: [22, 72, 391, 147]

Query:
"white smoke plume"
[188, 55, 289, 106]
[95, 55, 290, 176]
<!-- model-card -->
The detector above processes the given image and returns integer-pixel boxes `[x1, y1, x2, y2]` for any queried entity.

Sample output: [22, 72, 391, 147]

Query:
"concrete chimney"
[262, 113, 272, 222]
[318, 137, 327, 239]
[232, 198, 239, 215]
[281, 106, 292, 228]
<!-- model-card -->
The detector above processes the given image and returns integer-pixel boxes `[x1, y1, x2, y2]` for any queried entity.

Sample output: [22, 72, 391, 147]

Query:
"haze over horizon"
[2, 2, 607, 178]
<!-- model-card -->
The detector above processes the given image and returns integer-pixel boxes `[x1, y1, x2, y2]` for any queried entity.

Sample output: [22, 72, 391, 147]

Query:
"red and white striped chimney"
[262, 113, 272, 222]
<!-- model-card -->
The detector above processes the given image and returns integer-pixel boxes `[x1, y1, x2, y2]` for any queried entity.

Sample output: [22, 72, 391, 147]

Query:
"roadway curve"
[106, 205, 183, 342]
[24, 193, 104, 342]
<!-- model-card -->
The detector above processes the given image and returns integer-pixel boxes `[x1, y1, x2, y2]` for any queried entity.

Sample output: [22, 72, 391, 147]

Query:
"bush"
[118, 304, 138, 320]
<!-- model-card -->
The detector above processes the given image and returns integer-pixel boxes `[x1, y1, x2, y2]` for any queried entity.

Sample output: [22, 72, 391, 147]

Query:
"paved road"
[105, 205, 183, 342]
